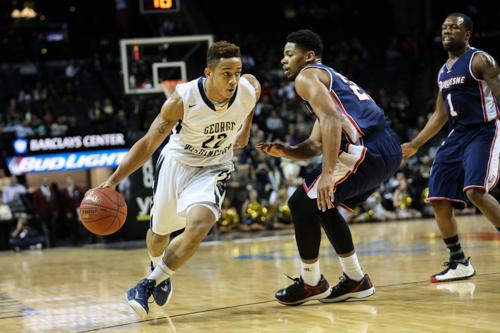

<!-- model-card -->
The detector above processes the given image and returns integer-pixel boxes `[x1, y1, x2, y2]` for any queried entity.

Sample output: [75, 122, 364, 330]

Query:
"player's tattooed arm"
[102, 92, 183, 187]
[473, 52, 500, 99]
[147, 91, 184, 145]
[156, 119, 172, 134]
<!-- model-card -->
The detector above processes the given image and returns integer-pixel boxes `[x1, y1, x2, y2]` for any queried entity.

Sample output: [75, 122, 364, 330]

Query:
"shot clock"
[140, 0, 180, 14]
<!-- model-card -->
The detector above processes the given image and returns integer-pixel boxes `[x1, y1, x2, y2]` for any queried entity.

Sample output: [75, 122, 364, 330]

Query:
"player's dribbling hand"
[256, 143, 286, 158]
[401, 142, 418, 160]
[317, 174, 334, 212]
[97, 180, 117, 190]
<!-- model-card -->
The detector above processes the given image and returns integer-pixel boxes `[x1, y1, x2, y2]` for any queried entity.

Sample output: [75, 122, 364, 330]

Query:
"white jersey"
[163, 76, 256, 166]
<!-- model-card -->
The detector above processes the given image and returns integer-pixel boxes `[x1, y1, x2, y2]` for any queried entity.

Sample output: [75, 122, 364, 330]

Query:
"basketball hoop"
[160, 79, 185, 98]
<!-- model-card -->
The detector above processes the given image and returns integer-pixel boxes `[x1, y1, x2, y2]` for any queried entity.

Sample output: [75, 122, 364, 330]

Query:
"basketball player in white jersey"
[99, 41, 261, 318]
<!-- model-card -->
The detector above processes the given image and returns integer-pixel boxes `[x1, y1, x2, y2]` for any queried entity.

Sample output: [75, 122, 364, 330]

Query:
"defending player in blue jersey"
[257, 30, 401, 305]
[402, 13, 500, 282]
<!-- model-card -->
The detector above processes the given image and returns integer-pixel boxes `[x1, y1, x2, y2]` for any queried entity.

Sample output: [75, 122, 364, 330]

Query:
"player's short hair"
[207, 41, 241, 68]
[286, 29, 324, 58]
[447, 12, 473, 33]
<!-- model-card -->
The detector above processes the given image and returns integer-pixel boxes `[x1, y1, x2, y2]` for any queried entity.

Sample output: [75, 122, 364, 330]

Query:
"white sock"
[339, 253, 364, 281]
[149, 251, 163, 268]
[147, 259, 175, 284]
[301, 261, 321, 286]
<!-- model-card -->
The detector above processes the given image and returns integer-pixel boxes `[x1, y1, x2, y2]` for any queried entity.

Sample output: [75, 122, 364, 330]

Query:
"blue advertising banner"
[6, 149, 128, 175]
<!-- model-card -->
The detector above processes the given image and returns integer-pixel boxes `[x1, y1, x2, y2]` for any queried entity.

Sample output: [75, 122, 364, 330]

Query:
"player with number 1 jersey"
[402, 13, 500, 283]
[432, 46, 500, 205]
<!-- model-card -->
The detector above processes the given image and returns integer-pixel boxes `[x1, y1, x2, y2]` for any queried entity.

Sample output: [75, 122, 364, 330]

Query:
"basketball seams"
[81, 214, 118, 223]
[79, 205, 120, 214]
[99, 214, 119, 236]
[97, 188, 125, 207]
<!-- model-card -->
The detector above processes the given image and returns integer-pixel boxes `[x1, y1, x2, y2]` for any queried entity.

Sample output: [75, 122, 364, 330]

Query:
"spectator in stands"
[113, 110, 129, 131]
[88, 100, 103, 124]
[268, 186, 293, 229]
[2, 176, 27, 205]
[60, 176, 85, 245]
[32, 177, 59, 247]
[0, 192, 13, 222]
[218, 197, 241, 233]
[103, 98, 114, 118]
[265, 110, 286, 139]
[50, 115, 68, 136]
[9, 216, 45, 251]
[393, 177, 422, 219]
[353, 190, 396, 223]
[241, 185, 269, 231]
[0, 170, 10, 191]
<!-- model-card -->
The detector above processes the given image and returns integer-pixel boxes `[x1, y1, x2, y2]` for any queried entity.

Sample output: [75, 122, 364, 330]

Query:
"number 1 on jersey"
[447, 93, 458, 117]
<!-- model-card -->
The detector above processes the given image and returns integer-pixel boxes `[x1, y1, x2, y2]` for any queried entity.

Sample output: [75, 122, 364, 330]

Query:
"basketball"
[79, 188, 127, 236]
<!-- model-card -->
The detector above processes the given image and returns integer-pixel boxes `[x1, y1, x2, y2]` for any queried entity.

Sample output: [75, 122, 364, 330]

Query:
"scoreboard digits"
[140, 0, 179, 14]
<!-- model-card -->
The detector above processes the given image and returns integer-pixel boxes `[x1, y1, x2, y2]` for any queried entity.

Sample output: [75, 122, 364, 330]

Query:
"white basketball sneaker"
[431, 257, 475, 283]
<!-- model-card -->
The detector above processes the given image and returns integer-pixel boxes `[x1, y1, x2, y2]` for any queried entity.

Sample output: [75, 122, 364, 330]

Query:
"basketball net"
[160, 79, 185, 98]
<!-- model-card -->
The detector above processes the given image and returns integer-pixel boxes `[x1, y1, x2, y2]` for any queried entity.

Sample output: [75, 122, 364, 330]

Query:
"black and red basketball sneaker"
[275, 275, 331, 306]
[320, 273, 375, 303]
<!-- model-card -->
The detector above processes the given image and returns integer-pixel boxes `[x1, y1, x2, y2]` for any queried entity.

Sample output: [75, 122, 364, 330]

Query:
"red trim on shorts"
[484, 120, 499, 189]
[332, 146, 367, 193]
[338, 203, 353, 212]
[351, 146, 367, 174]
[426, 197, 468, 208]
[463, 185, 486, 192]
[303, 146, 367, 201]
[303, 175, 321, 194]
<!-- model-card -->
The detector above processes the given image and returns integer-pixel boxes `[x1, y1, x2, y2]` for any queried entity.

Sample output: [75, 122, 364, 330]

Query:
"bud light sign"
[7, 149, 128, 175]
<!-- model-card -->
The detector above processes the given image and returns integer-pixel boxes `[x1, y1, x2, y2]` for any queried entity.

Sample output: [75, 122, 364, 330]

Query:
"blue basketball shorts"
[303, 127, 402, 211]
[428, 120, 500, 208]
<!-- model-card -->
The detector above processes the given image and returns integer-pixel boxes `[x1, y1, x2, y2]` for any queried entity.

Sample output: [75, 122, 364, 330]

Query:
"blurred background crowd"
[0, 0, 499, 250]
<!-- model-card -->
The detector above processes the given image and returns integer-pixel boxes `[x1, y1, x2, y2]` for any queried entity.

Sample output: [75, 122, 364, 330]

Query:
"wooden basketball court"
[1, 215, 499, 333]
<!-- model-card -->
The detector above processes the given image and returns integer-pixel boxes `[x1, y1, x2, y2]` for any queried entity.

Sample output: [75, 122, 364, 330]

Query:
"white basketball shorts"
[150, 151, 233, 235]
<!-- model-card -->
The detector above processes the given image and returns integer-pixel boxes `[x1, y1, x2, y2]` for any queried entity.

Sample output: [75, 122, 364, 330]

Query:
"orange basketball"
[79, 188, 127, 236]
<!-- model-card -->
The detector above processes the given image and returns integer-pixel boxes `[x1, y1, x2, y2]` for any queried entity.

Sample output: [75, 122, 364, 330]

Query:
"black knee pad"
[289, 187, 322, 260]
[318, 208, 354, 255]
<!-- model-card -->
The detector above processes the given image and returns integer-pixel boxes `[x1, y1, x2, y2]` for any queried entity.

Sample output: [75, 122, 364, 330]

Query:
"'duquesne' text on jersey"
[438, 47, 500, 129]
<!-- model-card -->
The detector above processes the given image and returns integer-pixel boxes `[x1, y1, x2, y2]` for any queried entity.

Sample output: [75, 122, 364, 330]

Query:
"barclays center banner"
[4, 132, 129, 175]
[2, 131, 162, 240]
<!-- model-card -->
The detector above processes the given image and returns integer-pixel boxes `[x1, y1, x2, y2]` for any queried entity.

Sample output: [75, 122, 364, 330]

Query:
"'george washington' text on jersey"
[163, 76, 256, 166]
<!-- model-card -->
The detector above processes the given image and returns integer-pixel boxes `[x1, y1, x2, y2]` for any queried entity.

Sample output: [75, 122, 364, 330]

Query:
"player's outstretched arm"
[473, 52, 500, 100]
[234, 74, 261, 149]
[101, 92, 184, 189]
[257, 120, 322, 160]
[402, 92, 448, 159]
